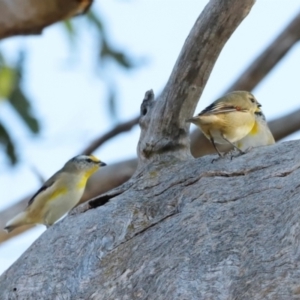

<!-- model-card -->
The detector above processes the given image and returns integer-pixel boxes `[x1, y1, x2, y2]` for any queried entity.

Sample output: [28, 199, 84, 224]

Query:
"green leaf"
[0, 121, 17, 165]
[0, 66, 16, 99]
[9, 86, 40, 134]
[62, 19, 76, 44]
[86, 10, 104, 32]
[100, 39, 135, 69]
[107, 84, 118, 120]
[88, 11, 135, 69]
[7, 53, 40, 134]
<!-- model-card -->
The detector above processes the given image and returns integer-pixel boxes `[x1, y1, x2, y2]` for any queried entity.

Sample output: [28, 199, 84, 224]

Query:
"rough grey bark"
[1, 141, 300, 300]
[0, 0, 92, 39]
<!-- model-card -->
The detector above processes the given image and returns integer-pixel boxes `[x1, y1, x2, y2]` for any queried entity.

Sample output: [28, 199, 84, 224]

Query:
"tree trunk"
[10, 1, 300, 299]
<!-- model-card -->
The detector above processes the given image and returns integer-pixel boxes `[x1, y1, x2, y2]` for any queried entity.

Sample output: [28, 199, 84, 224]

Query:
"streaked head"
[64, 155, 106, 173]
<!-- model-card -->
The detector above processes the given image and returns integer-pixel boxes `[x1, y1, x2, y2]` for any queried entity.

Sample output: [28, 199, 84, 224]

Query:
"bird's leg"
[221, 134, 245, 155]
[210, 137, 223, 157]
[223, 149, 237, 161]
[210, 136, 225, 163]
[244, 146, 253, 153]
[228, 146, 253, 160]
[44, 214, 53, 229]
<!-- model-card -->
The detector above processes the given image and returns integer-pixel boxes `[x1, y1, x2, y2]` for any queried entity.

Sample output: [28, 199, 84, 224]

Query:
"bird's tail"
[4, 212, 29, 233]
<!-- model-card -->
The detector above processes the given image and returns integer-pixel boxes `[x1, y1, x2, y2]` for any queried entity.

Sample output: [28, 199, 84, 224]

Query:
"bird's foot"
[211, 153, 226, 163]
[243, 146, 253, 153]
[228, 149, 247, 160]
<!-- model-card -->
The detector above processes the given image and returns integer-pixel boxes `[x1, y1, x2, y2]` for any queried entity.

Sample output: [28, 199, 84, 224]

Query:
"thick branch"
[137, 0, 255, 165]
[1, 141, 300, 298]
[269, 107, 300, 141]
[0, 0, 92, 39]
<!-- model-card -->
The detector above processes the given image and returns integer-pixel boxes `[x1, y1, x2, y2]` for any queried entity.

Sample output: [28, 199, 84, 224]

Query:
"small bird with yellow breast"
[187, 91, 262, 157]
[4, 155, 106, 232]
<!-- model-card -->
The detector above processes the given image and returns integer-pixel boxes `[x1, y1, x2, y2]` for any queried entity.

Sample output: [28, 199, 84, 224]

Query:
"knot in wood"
[140, 89, 155, 117]
[139, 89, 156, 130]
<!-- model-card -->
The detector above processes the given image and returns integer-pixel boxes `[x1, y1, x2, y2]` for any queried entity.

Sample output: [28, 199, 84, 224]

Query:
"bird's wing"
[27, 174, 58, 207]
[199, 102, 247, 116]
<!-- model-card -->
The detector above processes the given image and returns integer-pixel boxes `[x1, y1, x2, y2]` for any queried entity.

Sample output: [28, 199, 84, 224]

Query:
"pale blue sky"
[1, 0, 300, 274]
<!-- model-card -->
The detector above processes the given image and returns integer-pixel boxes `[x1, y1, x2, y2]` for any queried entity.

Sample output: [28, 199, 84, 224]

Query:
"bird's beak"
[186, 116, 198, 124]
[99, 162, 107, 167]
[255, 102, 262, 113]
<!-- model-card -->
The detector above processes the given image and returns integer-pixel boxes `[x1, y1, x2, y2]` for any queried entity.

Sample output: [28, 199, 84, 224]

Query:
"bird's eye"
[86, 158, 93, 163]
[249, 97, 255, 103]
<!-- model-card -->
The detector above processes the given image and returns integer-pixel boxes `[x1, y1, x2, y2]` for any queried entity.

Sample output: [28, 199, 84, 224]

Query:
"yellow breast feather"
[249, 120, 259, 136]
[76, 166, 99, 189]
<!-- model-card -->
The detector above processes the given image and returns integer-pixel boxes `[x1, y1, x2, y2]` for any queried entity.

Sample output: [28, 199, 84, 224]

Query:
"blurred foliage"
[0, 52, 40, 165]
[62, 9, 138, 120]
[64, 10, 136, 68]
[0, 5, 139, 166]
[0, 122, 17, 165]
[0, 66, 15, 99]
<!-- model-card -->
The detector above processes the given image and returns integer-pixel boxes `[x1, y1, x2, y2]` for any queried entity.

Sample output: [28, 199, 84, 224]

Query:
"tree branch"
[137, 0, 255, 166]
[81, 116, 139, 155]
[269, 107, 300, 141]
[190, 10, 300, 157]
[225, 9, 300, 93]
[0, 0, 92, 39]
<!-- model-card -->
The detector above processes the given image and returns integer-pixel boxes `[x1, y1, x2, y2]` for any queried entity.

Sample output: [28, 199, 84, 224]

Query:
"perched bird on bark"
[4, 155, 106, 232]
[234, 110, 275, 151]
[187, 91, 262, 157]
